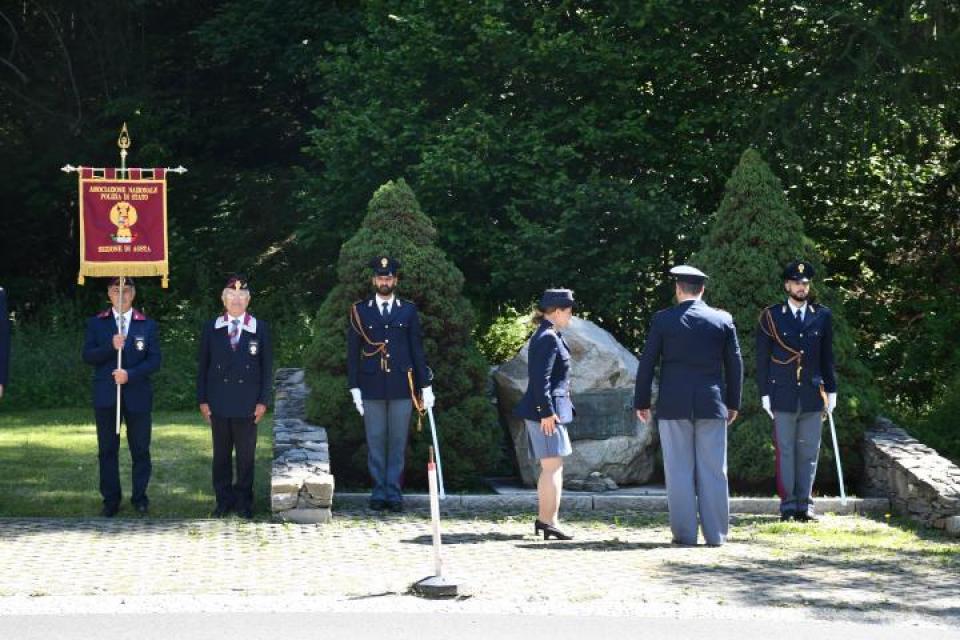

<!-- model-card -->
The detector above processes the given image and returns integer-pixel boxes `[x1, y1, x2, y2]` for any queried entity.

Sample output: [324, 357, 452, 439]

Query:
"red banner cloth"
[77, 167, 169, 287]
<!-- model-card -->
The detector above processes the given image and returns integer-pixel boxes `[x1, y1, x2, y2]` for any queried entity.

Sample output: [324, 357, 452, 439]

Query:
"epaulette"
[96, 309, 111, 319]
[132, 309, 147, 321]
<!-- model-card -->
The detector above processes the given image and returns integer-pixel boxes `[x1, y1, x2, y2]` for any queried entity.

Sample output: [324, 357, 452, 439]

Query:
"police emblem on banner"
[134, 336, 145, 351]
[248, 340, 259, 356]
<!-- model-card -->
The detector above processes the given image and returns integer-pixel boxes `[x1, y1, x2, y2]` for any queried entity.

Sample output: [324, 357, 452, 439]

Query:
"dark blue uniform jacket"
[634, 299, 743, 420]
[197, 313, 273, 418]
[756, 302, 837, 412]
[82, 308, 161, 412]
[0, 287, 9, 388]
[347, 298, 430, 401]
[513, 319, 575, 423]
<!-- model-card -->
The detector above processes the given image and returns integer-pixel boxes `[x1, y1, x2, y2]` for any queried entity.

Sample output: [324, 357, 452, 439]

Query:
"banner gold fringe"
[78, 261, 169, 287]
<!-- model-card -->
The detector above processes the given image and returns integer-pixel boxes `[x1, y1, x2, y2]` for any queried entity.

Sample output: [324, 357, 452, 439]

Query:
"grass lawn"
[0, 409, 272, 518]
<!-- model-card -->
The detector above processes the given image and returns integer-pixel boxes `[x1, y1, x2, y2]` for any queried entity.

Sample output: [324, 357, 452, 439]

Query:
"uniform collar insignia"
[99, 307, 145, 320]
[215, 312, 257, 333]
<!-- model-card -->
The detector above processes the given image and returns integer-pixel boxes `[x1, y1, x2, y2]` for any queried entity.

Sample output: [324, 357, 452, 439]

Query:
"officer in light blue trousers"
[757, 260, 837, 522]
[634, 266, 743, 546]
[347, 256, 435, 513]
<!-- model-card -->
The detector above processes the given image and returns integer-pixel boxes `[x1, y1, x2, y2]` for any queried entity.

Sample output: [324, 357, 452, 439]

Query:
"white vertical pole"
[428, 447, 443, 578]
[115, 275, 125, 435]
[426, 408, 446, 500]
[827, 412, 847, 506]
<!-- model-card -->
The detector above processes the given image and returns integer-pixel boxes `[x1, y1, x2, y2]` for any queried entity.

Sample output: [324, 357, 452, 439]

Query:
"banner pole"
[115, 275, 125, 436]
[113, 124, 131, 436]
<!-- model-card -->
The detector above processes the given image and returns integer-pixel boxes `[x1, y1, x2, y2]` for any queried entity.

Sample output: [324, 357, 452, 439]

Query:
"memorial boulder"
[493, 317, 657, 488]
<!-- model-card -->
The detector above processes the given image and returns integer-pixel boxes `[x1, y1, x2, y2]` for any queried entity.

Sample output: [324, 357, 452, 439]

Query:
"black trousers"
[210, 415, 258, 510]
[95, 405, 152, 507]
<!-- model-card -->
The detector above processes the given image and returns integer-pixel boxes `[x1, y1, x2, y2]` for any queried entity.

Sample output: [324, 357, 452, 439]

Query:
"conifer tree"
[693, 149, 879, 488]
[304, 179, 501, 490]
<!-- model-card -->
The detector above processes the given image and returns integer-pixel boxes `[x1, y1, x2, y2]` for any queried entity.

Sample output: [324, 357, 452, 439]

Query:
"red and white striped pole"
[428, 447, 443, 577]
[412, 447, 460, 598]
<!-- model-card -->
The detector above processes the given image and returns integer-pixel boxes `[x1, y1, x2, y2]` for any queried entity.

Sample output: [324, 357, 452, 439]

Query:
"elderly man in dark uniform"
[757, 260, 837, 522]
[197, 275, 273, 519]
[347, 256, 434, 513]
[634, 266, 743, 546]
[0, 285, 9, 401]
[82, 277, 161, 517]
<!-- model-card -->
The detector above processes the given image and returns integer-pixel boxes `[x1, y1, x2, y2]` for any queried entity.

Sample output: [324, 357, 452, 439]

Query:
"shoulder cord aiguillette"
[349, 304, 425, 431]
[759, 308, 804, 383]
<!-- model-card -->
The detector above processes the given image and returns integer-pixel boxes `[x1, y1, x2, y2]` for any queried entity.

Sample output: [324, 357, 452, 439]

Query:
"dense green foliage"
[693, 149, 881, 488]
[304, 180, 501, 490]
[1, 2, 959, 468]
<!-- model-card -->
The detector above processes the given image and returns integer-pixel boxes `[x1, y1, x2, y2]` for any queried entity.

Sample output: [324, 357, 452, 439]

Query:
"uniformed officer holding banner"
[82, 277, 161, 517]
[756, 260, 837, 522]
[347, 256, 435, 512]
[634, 266, 743, 547]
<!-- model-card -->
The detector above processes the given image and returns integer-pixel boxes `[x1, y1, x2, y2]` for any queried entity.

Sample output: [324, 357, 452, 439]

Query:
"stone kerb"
[271, 368, 335, 523]
[863, 417, 960, 534]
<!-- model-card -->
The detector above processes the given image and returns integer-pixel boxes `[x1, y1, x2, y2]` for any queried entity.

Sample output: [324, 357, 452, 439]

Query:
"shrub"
[304, 179, 502, 490]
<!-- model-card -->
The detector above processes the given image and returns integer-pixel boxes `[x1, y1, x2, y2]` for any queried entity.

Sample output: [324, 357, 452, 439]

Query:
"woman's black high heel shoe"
[535, 519, 573, 541]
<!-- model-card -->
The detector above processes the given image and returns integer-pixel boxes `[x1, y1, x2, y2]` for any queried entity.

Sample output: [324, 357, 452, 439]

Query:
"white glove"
[761, 396, 774, 420]
[827, 392, 837, 414]
[349, 387, 364, 416]
[422, 386, 435, 410]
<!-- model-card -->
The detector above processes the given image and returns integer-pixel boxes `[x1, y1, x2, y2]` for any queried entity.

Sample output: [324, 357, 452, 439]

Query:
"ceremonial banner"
[77, 167, 169, 287]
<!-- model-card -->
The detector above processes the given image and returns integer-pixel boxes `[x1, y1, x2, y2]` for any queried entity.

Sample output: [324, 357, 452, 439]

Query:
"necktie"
[795, 309, 802, 324]
[381, 302, 390, 318]
[230, 319, 241, 350]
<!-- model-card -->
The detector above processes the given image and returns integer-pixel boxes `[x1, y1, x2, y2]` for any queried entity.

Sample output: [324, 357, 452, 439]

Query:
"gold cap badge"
[798, 263, 805, 274]
[381, 257, 388, 268]
[234, 280, 243, 290]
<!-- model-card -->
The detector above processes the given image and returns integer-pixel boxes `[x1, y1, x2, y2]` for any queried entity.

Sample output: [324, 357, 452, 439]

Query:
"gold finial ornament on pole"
[118, 123, 131, 175]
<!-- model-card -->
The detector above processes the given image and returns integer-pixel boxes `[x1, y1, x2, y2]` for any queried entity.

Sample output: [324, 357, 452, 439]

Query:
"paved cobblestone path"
[1, 510, 957, 626]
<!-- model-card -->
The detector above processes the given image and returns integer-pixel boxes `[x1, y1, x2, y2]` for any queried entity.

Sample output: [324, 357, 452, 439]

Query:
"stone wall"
[270, 368, 335, 523]
[862, 417, 960, 533]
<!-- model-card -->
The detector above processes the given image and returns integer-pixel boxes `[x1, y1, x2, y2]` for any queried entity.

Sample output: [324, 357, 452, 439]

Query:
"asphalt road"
[2, 610, 958, 640]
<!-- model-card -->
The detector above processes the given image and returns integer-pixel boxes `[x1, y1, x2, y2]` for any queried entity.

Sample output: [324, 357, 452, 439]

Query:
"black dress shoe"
[101, 504, 119, 518]
[238, 506, 254, 520]
[780, 510, 797, 522]
[386, 501, 404, 513]
[212, 504, 232, 518]
[795, 510, 819, 523]
[134, 502, 149, 516]
[369, 499, 386, 511]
